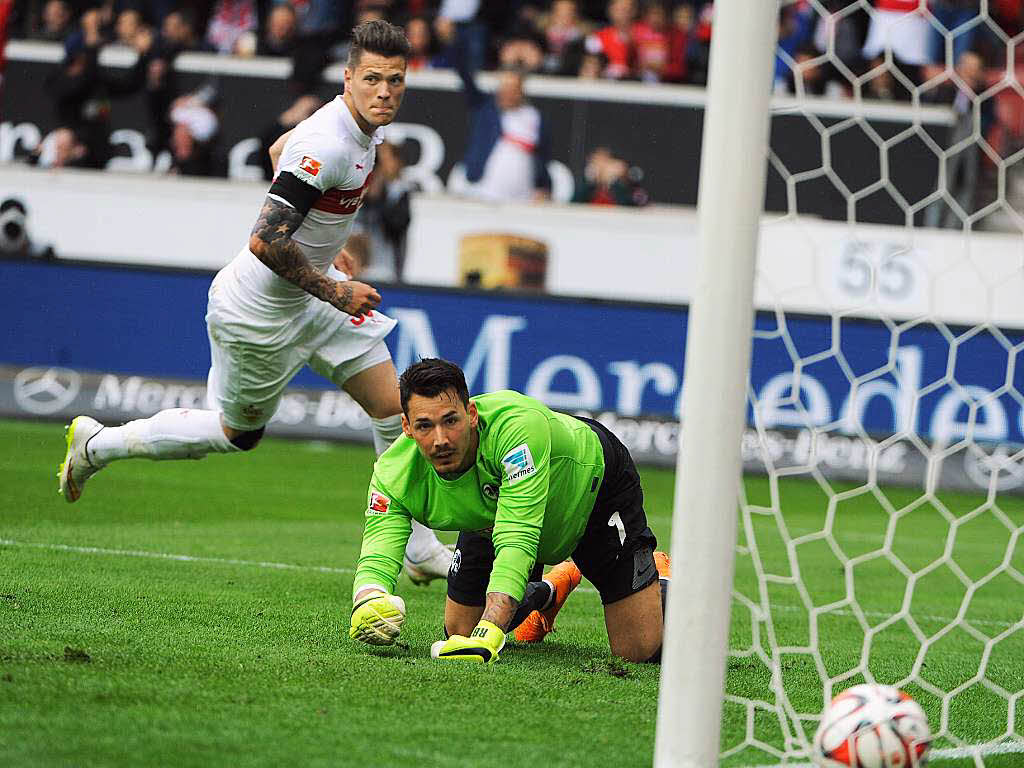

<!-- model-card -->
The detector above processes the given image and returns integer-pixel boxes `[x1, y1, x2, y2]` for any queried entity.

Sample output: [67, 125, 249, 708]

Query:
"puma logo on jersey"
[355, 163, 364, 169]
[501, 443, 536, 485]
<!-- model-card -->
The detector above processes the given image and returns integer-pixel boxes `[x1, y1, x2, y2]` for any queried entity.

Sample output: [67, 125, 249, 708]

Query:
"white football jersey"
[219, 96, 382, 317]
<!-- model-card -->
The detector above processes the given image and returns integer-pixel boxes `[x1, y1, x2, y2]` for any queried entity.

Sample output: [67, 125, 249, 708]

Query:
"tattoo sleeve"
[249, 196, 346, 307]
[481, 592, 520, 632]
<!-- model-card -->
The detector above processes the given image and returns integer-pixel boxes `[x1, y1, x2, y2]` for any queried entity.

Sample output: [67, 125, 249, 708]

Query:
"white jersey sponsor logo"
[501, 443, 536, 485]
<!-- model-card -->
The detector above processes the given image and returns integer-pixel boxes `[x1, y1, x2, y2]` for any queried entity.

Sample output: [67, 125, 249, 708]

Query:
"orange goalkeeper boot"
[514, 560, 583, 643]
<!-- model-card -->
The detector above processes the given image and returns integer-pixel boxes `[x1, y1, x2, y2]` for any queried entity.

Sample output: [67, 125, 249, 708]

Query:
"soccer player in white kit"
[57, 20, 452, 583]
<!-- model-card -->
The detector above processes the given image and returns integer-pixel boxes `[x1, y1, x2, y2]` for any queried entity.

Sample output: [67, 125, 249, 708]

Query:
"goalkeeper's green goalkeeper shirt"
[352, 390, 606, 601]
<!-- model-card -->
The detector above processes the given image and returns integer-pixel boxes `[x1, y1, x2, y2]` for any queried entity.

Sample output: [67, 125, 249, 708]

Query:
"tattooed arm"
[480, 592, 520, 632]
[247, 195, 381, 315]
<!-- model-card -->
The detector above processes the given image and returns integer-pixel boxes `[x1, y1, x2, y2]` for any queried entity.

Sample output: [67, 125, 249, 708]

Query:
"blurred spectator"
[632, 0, 670, 83]
[167, 86, 219, 175]
[46, 8, 149, 167]
[929, 0, 980, 67]
[136, 9, 199, 155]
[664, 2, 705, 84]
[0, 198, 55, 260]
[799, 1, 869, 97]
[283, 0, 341, 40]
[577, 49, 607, 78]
[497, 23, 545, 74]
[257, 3, 297, 56]
[32, 125, 86, 166]
[540, 0, 591, 75]
[454, 23, 552, 202]
[357, 140, 416, 281]
[405, 15, 448, 70]
[775, 0, 815, 92]
[923, 50, 994, 228]
[572, 145, 648, 205]
[585, 0, 636, 80]
[257, 92, 322, 179]
[861, 0, 928, 96]
[162, 8, 199, 50]
[205, 0, 256, 54]
[0, 0, 10, 92]
[30, 0, 73, 41]
[435, 0, 487, 74]
[114, 6, 146, 46]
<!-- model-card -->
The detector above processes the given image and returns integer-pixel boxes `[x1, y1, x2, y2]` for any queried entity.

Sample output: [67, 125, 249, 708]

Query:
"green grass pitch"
[1, 418, 1021, 767]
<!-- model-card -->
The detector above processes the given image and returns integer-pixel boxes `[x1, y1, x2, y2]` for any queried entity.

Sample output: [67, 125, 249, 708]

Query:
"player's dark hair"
[399, 358, 471, 415]
[347, 19, 411, 68]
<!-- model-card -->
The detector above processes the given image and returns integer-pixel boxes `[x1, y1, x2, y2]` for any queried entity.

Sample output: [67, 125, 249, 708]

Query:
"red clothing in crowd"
[0, 0, 10, 89]
[632, 20, 669, 79]
[590, 26, 632, 78]
[874, 0, 919, 10]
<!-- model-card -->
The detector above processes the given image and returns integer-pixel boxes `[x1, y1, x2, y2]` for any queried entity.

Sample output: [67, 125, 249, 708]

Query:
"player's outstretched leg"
[57, 415, 106, 502]
[404, 520, 455, 585]
[57, 408, 239, 502]
[514, 560, 583, 643]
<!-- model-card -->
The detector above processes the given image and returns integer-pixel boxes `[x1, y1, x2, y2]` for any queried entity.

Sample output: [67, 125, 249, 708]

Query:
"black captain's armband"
[268, 171, 322, 217]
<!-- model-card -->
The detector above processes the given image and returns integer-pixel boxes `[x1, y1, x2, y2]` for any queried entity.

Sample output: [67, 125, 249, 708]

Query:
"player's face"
[402, 390, 479, 476]
[343, 52, 407, 135]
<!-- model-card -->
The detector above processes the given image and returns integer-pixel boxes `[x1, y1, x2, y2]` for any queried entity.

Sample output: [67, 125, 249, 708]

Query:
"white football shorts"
[204, 268, 396, 431]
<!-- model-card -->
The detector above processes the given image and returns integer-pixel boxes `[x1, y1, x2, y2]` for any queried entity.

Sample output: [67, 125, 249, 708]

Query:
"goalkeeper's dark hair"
[400, 358, 471, 415]
[347, 19, 411, 69]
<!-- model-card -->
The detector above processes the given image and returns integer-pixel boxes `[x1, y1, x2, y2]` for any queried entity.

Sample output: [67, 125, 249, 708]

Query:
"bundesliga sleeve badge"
[299, 155, 322, 176]
[367, 491, 391, 516]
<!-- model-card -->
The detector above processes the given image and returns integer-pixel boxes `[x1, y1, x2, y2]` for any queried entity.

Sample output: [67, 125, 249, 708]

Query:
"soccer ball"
[812, 683, 932, 768]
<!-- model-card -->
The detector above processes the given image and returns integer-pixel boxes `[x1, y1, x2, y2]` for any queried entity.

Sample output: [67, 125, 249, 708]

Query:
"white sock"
[406, 519, 447, 563]
[371, 414, 403, 456]
[87, 408, 238, 465]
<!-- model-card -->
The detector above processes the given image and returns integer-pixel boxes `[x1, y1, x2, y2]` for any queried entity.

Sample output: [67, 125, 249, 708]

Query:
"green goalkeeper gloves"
[430, 620, 506, 664]
[349, 590, 406, 646]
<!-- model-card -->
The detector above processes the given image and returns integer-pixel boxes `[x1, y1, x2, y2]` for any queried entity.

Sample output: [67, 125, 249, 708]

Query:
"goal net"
[714, 1, 1024, 766]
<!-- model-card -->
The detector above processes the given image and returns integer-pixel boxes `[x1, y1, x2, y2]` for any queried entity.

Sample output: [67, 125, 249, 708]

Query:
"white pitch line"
[0, 538, 355, 575]
[5, 540, 1021, 618]
[0, 538, 606, 594]
[738, 739, 1024, 768]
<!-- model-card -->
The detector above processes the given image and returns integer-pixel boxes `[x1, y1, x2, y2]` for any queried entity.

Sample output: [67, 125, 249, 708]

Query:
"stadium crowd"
[3, 0, 1024, 257]
[7, 1, 1023, 166]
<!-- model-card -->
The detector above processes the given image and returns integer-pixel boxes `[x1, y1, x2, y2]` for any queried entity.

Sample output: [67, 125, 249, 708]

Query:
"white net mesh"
[724, 2, 1024, 765]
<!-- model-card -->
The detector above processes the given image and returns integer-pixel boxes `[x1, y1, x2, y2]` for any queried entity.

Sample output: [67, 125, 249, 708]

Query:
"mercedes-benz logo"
[963, 443, 1024, 492]
[13, 367, 82, 415]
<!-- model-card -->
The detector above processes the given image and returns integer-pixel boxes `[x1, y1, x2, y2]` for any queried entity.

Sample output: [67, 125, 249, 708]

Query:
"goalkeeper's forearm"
[480, 591, 519, 632]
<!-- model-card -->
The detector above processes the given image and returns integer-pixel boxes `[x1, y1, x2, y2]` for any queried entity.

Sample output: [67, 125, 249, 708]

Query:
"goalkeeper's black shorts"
[446, 416, 659, 607]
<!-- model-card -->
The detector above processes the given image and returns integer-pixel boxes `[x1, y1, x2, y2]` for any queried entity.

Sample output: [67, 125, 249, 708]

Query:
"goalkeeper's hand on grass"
[349, 590, 406, 646]
[430, 621, 505, 664]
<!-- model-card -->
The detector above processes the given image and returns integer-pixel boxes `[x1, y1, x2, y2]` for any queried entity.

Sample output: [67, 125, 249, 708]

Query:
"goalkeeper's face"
[402, 390, 480, 477]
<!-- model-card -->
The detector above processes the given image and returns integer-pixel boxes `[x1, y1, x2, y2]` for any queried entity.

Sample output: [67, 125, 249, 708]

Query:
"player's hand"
[349, 590, 406, 646]
[333, 248, 358, 279]
[332, 280, 381, 317]
[430, 621, 505, 664]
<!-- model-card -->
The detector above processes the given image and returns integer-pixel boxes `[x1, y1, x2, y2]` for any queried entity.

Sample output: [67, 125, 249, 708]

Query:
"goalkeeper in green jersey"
[349, 358, 671, 664]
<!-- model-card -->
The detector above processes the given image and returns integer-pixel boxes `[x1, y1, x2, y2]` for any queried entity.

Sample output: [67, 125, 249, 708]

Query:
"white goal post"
[656, 1, 1024, 766]
[655, 1, 781, 766]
